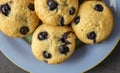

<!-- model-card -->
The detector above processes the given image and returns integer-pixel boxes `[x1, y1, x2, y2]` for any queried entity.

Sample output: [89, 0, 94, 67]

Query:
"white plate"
[0, 0, 120, 73]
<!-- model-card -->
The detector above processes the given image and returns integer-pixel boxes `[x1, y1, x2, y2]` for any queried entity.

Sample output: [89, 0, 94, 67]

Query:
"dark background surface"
[0, 41, 120, 73]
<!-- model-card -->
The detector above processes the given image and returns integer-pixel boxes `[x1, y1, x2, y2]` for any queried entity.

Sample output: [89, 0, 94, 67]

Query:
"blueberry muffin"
[31, 24, 76, 64]
[72, 1, 114, 44]
[0, 0, 39, 38]
[35, 0, 79, 26]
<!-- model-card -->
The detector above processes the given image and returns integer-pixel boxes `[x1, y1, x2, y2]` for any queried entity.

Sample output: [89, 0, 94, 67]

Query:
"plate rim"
[0, 38, 119, 73]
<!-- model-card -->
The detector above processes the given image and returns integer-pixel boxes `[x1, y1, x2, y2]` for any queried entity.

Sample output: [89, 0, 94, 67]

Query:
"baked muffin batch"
[0, 0, 114, 64]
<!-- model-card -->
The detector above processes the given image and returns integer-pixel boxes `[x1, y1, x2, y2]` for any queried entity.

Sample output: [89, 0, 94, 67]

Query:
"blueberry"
[43, 51, 52, 59]
[69, 7, 75, 15]
[59, 45, 69, 55]
[60, 37, 71, 45]
[62, 31, 72, 39]
[47, 0, 58, 11]
[0, 3, 11, 16]
[28, 3, 34, 11]
[87, 31, 97, 43]
[94, 4, 104, 12]
[38, 31, 48, 40]
[20, 26, 29, 35]
[59, 17, 64, 26]
[59, 31, 72, 45]
[74, 16, 80, 24]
